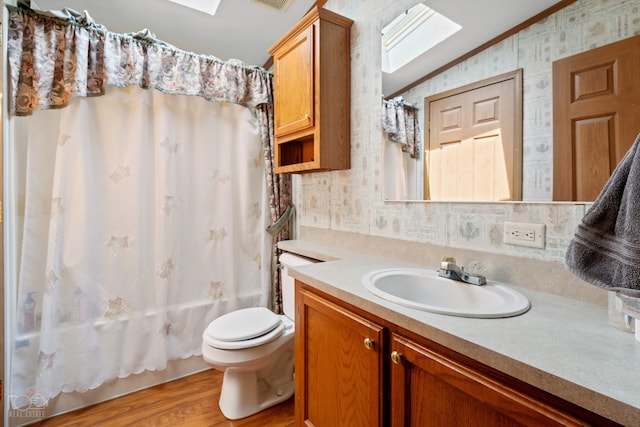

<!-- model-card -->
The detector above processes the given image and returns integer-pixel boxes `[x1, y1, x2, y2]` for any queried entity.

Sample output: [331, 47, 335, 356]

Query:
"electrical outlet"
[504, 221, 545, 249]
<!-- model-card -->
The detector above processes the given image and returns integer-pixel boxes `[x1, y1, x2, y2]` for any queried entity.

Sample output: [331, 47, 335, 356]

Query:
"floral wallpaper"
[294, 0, 640, 264]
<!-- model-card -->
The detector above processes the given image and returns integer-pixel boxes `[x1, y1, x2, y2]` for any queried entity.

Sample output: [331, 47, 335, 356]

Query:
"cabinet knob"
[363, 338, 374, 350]
[391, 351, 402, 365]
[304, 114, 310, 120]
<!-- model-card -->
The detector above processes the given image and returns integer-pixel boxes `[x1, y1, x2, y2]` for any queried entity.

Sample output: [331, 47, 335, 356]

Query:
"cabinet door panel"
[273, 25, 314, 137]
[296, 287, 384, 427]
[390, 334, 586, 427]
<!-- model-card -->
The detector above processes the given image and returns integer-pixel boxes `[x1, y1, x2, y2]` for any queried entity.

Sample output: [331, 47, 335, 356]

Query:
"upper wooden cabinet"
[268, 7, 353, 174]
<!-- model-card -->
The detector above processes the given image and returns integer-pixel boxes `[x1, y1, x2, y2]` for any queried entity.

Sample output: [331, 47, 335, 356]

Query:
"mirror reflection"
[383, 71, 522, 202]
[381, 0, 640, 203]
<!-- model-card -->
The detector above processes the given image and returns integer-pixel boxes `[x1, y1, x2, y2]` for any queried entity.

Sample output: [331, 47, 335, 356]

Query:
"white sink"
[362, 268, 530, 318]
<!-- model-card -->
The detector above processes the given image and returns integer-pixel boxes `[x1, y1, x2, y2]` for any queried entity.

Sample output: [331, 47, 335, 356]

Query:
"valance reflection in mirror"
[382, 97, 422, 200]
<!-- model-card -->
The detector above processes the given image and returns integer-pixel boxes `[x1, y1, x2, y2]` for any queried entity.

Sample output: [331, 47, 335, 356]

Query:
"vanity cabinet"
[295, 286, 385, 426]
[268, 7, 353, 174]
[390, 334, 586, 426]
[295, 281, 619, 427]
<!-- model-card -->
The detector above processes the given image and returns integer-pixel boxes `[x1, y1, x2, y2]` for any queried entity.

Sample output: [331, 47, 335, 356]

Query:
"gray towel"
[565, 133, 640, 297]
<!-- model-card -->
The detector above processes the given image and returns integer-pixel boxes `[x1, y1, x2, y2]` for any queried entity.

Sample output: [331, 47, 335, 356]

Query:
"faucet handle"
[441, 256, 457, 271]
[438, 258, 487, 286]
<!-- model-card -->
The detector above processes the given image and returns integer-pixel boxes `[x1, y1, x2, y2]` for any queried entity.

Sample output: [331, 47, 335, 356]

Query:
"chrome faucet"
[438, 260, 486, 286]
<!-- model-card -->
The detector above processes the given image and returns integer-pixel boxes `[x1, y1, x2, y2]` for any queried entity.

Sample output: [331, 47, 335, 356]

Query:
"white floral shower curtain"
[10, 84, 271, 400]
[6, 5, 294, 405]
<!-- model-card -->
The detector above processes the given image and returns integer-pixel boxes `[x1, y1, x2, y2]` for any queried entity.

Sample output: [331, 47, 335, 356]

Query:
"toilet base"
[218, 347, 294, 420]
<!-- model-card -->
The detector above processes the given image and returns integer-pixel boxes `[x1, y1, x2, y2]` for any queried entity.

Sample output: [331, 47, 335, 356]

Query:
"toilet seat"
[204, 307, 284, 350]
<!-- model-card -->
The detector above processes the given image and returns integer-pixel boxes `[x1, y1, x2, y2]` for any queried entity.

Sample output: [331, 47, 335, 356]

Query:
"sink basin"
[362, 268, 530, 318]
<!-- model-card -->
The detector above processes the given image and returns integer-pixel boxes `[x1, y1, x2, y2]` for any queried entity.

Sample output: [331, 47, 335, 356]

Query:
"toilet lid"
[204, 307, 283, 348]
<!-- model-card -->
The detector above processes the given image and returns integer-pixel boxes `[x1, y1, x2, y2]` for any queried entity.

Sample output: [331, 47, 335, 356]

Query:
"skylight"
[167, 0, 222, 16]
[381, 3, 462, 74]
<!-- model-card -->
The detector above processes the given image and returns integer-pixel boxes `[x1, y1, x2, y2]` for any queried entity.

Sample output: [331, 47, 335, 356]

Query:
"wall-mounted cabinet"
[268, 7, 353, 174]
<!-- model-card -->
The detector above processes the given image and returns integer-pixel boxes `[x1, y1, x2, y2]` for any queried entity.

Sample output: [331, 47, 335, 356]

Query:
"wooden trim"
[311, 0, 327, 11]
[423, 69, 521, 104]
[387, 0, 578, 98]
[263, 55, 274, 71]
[268, 6, 352, 54]
[262, 0, 329, 70]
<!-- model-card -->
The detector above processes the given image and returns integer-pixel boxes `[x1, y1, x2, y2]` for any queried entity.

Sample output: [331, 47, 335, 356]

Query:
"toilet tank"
[279, 252, 318, 319]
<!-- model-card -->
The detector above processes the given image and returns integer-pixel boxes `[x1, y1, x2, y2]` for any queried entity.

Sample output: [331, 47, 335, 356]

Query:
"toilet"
[201, 252, 316, 420]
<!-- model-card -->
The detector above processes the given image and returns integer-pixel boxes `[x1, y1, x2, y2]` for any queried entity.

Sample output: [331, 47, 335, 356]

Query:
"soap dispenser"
[607, 291, 635, 333]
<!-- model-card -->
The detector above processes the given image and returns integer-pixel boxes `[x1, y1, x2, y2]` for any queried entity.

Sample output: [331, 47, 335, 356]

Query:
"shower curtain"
[6, 6, 292, 405]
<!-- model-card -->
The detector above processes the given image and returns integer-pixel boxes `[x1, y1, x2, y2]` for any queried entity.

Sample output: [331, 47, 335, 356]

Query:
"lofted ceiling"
[31, 0, 317, 67]
[382, 0, 567, 96]
[31, 0, 566, 96]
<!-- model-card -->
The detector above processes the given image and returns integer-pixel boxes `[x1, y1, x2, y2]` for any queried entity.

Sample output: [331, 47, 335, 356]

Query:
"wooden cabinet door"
[390, 334, 586, 427]
[296, 286, 385, 427]
[553, 34, 640, 201]
[273, 24, 314, 137]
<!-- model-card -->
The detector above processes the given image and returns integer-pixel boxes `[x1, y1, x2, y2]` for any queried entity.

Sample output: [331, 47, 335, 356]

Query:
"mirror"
[380, 0, 576, 202]
[384, 71, 523, 202]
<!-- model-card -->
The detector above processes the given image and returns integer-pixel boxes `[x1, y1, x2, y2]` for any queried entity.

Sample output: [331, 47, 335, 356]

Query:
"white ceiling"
[31, 0, 317, 66]
[31, 0, 564, 96]
[382, 0, 564, 96]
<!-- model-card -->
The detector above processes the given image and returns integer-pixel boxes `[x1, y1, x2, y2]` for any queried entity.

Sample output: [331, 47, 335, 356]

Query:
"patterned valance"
[382, 97, 421, 159]
[6, 6, 273, 115]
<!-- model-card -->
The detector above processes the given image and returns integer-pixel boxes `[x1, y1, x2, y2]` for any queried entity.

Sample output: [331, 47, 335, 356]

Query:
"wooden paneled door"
[425, 70, 522, 201]
[553, 34, 640, 201]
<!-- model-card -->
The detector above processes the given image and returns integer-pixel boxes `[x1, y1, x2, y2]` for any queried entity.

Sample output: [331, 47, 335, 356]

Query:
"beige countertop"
[279, 239, 640, 426]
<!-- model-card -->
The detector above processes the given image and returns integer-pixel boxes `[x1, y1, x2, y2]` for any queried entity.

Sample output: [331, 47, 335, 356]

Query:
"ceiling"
[382, 0, 565, 96]
[31, 0, 565, 96]
[31, 0, 317, 67]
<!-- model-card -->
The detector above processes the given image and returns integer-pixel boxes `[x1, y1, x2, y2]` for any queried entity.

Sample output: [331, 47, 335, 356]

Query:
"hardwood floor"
[31, 369, 295, 427]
